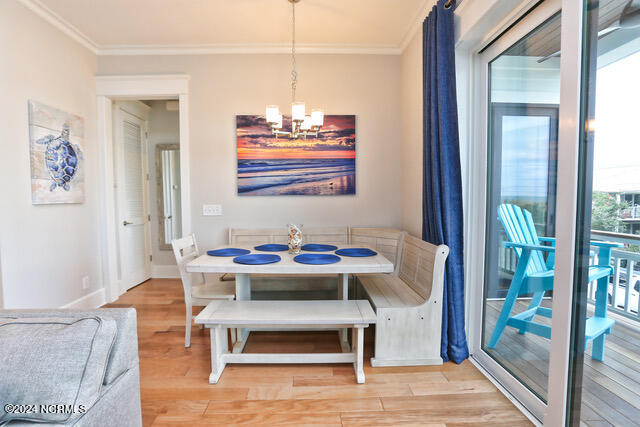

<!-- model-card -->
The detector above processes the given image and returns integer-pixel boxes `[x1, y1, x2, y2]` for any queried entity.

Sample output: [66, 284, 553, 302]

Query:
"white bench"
[194, 300, 376, 384]
[357, 234, 449, 366]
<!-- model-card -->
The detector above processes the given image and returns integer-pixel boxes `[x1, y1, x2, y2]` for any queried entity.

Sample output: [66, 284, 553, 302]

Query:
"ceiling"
[34, 0, 430, 54]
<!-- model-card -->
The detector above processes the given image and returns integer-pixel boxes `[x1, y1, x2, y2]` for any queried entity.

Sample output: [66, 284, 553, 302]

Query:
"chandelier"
[265, 0, 324, 139]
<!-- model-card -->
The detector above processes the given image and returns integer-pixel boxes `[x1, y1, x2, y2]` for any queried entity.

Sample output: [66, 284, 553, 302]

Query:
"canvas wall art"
[29, 100, 84, 204]
[236, 115, 355, 196]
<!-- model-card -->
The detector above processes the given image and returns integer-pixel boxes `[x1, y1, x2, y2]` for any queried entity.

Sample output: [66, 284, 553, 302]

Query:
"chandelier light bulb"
[291, 102, 306, 122]
[301, 115, 312, 131]
[265, 105, 280, 123]
[311, 109, 324, 127]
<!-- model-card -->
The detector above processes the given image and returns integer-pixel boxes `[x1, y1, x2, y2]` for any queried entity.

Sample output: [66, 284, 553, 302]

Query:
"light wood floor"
[104, 279, 531, 426]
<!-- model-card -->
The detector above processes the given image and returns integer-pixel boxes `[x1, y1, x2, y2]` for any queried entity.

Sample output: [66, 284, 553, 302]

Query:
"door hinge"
[148, 214, 151, 222]
[150, 255, 153, 262]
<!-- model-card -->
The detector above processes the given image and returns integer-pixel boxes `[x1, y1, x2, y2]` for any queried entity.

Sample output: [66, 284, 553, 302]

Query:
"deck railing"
[621, 206, 640, 219]
[589, 230, 640, 321]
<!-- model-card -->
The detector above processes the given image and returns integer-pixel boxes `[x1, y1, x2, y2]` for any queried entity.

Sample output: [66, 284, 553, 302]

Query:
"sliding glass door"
[471, 2, 562, 420]
[470, 0, 640, 424]
[566, 0, 640, 424]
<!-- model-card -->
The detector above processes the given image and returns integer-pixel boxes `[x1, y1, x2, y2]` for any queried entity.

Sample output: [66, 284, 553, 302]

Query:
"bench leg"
[338, 273, 351, 352]
[352, 327, 365, 384]
[234, 273, 251, 353]
[209, 326, 228, 384]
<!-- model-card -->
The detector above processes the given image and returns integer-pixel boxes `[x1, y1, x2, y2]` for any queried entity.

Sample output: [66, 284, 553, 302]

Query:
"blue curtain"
[422, 0, 469, 364]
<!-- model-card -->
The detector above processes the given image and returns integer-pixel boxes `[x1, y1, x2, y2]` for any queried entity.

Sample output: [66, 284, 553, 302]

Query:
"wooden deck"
[485, 299, 640, 426]
[105, 279, 531, 426]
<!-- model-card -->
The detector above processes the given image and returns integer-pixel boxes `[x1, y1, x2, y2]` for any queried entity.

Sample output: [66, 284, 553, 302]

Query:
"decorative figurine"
[287, 224, 303, 254]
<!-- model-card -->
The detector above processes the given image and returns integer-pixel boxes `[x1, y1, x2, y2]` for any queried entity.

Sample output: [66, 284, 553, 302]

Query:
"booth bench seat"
[356, 234, 449, 367]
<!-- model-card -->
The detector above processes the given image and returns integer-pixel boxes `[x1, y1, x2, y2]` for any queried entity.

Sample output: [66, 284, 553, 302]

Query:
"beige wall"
[400, 31, 423, 238]
[98, 54, 403, 251]
[0, 1, 99, 308]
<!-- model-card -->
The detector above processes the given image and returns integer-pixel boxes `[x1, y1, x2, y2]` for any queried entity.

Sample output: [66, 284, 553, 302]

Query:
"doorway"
[96, 74, 191, 303]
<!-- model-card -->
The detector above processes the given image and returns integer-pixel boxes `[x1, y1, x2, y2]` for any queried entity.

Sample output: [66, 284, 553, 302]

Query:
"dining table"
[186, 243, 394, 353]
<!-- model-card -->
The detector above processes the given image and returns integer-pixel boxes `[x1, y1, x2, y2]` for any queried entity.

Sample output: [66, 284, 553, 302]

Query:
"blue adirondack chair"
[488, 203, 622, 361]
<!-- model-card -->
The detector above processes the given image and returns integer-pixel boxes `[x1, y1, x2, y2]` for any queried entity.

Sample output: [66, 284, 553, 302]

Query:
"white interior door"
[114, 105, 151, 291]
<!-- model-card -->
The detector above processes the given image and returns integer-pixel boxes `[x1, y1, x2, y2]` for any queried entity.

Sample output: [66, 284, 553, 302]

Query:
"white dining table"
[186, 243, 394, 353]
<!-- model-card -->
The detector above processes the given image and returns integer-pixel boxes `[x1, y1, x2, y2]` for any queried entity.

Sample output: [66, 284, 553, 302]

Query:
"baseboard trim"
[370, 357, 443, 367]
[61, 288, 107, 309]
[152, 264, 180, 279]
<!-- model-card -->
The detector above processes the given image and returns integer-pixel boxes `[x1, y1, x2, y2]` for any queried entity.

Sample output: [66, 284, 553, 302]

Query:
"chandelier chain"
[291, 0, 297, 102]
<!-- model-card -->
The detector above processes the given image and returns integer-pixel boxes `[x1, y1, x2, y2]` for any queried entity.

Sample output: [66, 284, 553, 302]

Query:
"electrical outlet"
[82, 276, 90, 290]
[202, 204, 223, 216]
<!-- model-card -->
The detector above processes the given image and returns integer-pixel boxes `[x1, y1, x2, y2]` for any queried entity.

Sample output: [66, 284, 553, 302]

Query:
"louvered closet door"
[116, 108, 151, 291]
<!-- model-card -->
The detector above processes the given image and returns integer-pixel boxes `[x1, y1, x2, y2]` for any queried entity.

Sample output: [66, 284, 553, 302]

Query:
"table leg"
[338, 273, 350, 352]
[233, 273, 251, 354]
[352, 326, 365, 384]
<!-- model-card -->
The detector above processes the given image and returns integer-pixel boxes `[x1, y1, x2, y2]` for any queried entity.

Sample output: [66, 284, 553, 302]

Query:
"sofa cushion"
[0, 316, 116, 424]
[0, 308, 138, 385]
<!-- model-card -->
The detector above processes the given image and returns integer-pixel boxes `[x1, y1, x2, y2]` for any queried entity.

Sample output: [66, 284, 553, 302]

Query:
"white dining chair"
[172, 234, 236, 347]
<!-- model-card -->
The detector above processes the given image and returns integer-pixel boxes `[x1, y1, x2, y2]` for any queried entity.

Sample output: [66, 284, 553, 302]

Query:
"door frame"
[113, 102, 152, 292]
[96, 74, 191, 302]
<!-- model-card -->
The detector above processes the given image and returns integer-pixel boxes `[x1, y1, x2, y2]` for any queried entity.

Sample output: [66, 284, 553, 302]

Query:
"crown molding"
[17, 0, 98, 53]
[96, 43, 402, 56]
[19, 0, 419, 57]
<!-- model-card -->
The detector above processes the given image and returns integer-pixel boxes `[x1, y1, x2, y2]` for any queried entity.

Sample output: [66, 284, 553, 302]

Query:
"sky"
[592, 50, 640, 192]
[237, 115, 355, 159]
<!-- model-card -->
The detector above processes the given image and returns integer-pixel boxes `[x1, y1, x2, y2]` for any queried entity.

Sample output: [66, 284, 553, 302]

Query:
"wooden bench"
[350, 228, 404, 271]
[194, 300, 376, 384]
[357, 234, 449, 366]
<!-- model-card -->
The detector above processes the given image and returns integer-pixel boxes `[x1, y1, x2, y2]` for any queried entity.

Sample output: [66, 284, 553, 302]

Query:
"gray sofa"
[0, 309, 142, 426]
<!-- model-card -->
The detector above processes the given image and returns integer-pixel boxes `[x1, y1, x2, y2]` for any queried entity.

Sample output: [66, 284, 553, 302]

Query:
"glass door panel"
[569, 0, 640, 424]
[482, 13, 561, 403]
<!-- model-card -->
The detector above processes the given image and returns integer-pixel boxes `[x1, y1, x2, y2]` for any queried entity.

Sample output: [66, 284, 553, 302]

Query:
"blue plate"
[254, 244, 289, 252]
[233, 254, 281, 265]
[335, 248, 377, 257]
[301, 244, 338, 252]
[294, 254, 341, 265]
[207, 248, 251, 257]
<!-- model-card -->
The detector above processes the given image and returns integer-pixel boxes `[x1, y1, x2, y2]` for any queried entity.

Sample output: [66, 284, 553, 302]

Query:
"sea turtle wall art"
[29, 100, 85, 204]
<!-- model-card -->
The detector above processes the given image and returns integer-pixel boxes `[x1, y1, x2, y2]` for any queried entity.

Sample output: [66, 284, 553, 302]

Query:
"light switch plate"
[203, 204, 222, 216]
[82, 276, 90, 290]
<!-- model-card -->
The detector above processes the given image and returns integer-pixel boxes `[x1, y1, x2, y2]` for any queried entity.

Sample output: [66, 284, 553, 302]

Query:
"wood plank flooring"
[104, 279, 531, 426]
[485, 299, 640, 427]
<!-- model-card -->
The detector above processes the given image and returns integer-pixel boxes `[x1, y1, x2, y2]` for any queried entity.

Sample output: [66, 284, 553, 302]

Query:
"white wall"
[146, 100, 180, 267]
[97, 54, 403, 251]
[400, 31, 423, 238]
[0, 0, 100, 308]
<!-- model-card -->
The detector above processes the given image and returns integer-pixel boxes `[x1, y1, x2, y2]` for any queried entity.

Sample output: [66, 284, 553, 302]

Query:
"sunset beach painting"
[237, 115, 356, 196]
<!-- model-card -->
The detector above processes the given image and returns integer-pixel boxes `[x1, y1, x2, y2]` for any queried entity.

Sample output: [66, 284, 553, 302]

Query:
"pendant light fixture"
[265, 0, 324, 139]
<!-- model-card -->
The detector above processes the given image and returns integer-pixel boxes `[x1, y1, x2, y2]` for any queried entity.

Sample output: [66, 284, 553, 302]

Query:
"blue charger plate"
[254, 244, 289, 252]
[293, 254, 341, 265]
[335, 248, 377, 257]
[233, 254, 281, 265]
[207, 248, 251, 257]
[301, 244, 338, 252]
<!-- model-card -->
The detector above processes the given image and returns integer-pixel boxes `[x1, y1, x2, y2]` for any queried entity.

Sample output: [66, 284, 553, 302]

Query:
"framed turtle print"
[29, 100, 84, 204]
